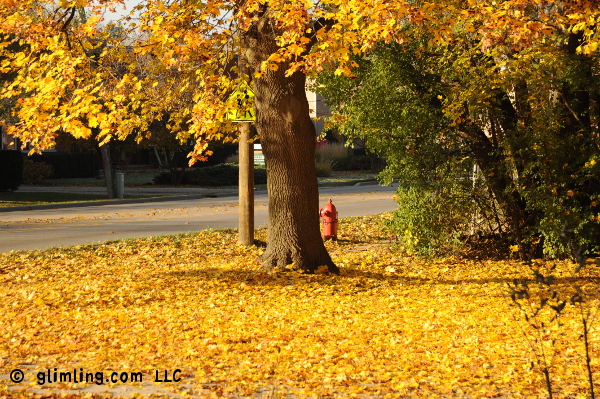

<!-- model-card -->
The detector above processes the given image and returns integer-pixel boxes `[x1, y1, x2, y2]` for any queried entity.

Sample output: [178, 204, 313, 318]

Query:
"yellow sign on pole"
[227, 82, 255, 122]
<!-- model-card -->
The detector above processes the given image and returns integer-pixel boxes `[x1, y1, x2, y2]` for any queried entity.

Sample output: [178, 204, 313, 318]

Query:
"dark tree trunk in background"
[100, 143, 115, 199]
[168, 151, 186, 185]
[242, 17, 338, 273]
[462, 29, 598, 260]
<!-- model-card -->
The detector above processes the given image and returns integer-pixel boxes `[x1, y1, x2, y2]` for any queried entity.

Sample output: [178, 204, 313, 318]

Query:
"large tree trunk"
[242, 20, 338, 274]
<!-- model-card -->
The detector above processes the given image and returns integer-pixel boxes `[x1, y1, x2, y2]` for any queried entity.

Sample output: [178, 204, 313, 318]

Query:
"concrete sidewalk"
[16, 180, 390, 196]
[2, 186, 241, 213]
[17, 185, 241, 197]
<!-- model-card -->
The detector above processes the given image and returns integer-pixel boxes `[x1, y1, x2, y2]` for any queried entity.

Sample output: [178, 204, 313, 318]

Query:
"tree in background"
[0, 36, 24, 131]
[1, 0, 599, 268]
[145, 114, 194, 185]
[315, 15, 600, 258]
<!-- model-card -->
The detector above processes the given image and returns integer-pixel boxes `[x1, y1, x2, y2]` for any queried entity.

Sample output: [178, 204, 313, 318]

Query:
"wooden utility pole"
[238, 56, 254, 246]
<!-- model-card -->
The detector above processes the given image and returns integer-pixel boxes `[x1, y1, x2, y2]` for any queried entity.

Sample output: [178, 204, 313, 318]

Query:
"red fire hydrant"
[319, 198, 338, 240]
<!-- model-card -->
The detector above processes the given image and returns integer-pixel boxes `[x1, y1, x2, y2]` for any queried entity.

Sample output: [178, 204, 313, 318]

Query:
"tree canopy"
[1, 0, 599, 267]
[314, 8, 600, 258]
[3, 0, 596, 155]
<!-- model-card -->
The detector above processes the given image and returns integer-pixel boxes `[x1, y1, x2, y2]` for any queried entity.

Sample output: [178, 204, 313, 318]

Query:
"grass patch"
[200, 173, 379, 190]
[3, 214, 593, 397]
[37, 171, 378, 189]
[317, 172, 378, 186]
[152, 164, 268, 186]
[0, 192, 148, 207]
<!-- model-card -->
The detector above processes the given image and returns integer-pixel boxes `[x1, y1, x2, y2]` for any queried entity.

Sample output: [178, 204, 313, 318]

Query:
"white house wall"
[305, 87, 331, 136]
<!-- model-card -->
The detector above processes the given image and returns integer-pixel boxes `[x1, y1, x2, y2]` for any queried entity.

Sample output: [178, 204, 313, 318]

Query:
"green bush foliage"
[315, 160, 333, 177]
[387, 183, 475, 256]
[22, 157, 54, 183]
[315, 142, 349, 163]
[152, 163, 267, 186]
[192, 143, 239, 168]
[29, 152, 99, 178]
[0, 150, 23, 191]
[313, 29, 600, 258]
[332, 155, 373, 171]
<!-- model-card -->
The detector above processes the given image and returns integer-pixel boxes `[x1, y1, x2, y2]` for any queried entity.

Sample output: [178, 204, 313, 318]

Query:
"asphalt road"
[0, 185, 398, 253]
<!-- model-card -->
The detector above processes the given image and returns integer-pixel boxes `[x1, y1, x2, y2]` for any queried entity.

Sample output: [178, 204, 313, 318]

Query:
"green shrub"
[191, 143, 239, 168]
[153, 163, 267, 186]
[332, 155, 373, 171]
[224, 153, 239, 164]
[22, 158, 54, 183]
[29, 152, 99, 178]
[315, 160, 333, 177]
[387, 183, 474, 256]
[315, 142, 350, 163]
[0, 150, 24, 191]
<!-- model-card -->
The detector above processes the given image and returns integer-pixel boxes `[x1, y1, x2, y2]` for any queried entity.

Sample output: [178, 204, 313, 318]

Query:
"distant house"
[305, 88, 331, 136]
[0, 125, 10, 149]
[0, 125, 56, 152]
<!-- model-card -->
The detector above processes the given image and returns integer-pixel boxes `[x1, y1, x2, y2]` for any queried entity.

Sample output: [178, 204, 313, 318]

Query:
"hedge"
[0, 150, 24, 191]
[333, 155, 386, 172]
[192, 143, 239, 168]
[150, 143, 239, 169]
[153, 163, 267, 186]
[332, 155, 373, 171]
[28, 152, 100, 178]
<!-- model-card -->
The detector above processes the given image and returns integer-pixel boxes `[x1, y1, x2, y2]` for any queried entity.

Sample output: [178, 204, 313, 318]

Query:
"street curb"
[354, 179, 399, 187]
[354, 181, 380, 186]
[3, 181, 394, 212]
[0, 193, 236, 213]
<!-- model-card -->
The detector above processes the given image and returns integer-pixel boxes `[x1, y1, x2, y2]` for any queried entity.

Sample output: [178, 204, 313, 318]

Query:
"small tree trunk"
[100, 143, 115, 198]
[176, 163, 187, 185]
[153, 147, 164, 168]
[163, 148, 178, 185]
[543, 368, 553, 399]
[583, 319, 595, 399]
[471, 164, 479, 236]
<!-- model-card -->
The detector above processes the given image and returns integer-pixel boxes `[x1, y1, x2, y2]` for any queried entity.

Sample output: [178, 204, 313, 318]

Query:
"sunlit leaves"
[1, 0, 599, 167]
[0, 214, 599, 396]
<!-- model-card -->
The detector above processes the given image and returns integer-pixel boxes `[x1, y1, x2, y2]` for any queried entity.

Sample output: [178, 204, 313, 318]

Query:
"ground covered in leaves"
[1, 213, 599, 398]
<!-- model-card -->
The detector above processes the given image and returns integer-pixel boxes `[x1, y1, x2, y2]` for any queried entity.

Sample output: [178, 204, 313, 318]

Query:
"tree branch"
[61, 7, 76, 33]
[306, 17, 336, 50]
[558, 90, 586, 128]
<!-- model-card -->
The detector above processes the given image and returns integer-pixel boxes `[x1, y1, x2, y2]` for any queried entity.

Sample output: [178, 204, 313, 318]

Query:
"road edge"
[1, 180, 396, 213]
[0, 194, 225, 213]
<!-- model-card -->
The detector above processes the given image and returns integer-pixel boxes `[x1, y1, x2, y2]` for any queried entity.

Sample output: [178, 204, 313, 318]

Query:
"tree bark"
[242, 19, 338, 273]
[100, 143, 115, 199]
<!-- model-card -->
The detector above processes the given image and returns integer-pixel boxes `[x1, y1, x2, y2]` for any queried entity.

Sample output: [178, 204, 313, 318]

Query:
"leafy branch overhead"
[313, 4, 600, 258]
[1, 0, 598, 159]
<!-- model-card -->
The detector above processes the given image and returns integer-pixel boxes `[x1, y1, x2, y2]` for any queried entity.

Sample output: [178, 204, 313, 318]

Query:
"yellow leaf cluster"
[1, 0, 599, 157]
